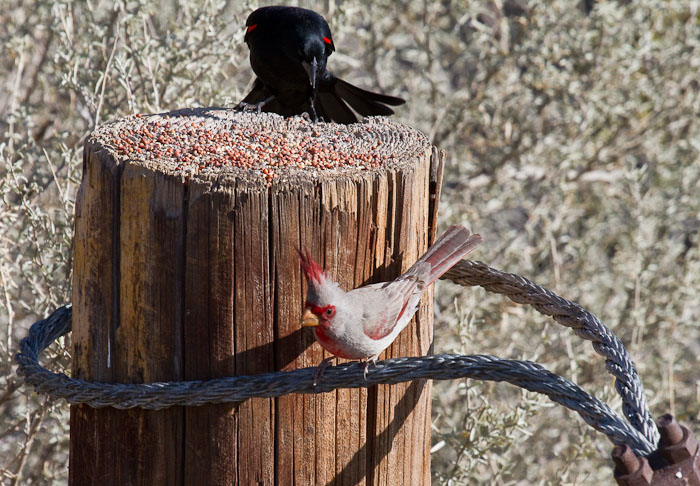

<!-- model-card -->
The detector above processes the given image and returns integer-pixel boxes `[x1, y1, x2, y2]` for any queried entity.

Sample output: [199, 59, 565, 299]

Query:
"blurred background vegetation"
[1, 0, 698, 484]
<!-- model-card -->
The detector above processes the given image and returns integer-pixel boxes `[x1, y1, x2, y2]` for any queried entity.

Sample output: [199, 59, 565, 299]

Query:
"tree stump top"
[90, 109, 431, 186]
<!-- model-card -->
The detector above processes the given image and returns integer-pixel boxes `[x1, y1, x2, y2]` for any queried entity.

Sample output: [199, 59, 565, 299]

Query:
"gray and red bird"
[299, 226, 482, 365]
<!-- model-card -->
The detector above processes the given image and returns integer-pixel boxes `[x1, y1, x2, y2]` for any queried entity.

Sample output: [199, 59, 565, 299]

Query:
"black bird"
[236, 6, 405, 124]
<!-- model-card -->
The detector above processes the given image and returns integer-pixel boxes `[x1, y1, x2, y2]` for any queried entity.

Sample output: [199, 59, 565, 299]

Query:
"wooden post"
[70, 110, 444, 486]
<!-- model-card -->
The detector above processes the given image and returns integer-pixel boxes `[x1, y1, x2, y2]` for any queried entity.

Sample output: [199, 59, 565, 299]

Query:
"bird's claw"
[235, 94, 276, 114]
[362, 356, 378, 380]
[234, 101, 264, 114]
[306, 93, 328, 123]
[309, 99, 319, 122]
[313, 356, 335, 386]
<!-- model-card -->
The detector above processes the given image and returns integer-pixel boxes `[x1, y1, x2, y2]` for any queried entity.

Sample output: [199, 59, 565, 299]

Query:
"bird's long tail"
[316, 76, 405, 124]
[408, 225, 482, 285]
[333, 78, 405, 116]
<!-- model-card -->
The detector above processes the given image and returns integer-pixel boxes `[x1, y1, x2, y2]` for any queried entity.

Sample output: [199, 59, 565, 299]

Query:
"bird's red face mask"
[300, 302, 335, 329]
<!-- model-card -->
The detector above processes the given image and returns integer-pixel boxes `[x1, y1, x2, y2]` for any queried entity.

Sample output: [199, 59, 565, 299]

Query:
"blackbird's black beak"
[302, 57, 319, 91]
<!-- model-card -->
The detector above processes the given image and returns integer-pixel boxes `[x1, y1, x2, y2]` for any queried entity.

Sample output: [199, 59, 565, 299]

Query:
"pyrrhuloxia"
[299, 225, 482, 370]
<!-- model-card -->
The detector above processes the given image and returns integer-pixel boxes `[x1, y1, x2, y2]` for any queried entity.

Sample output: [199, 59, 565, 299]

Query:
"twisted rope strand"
[15, 303, 655, 455]
[442, 260, 658, 446]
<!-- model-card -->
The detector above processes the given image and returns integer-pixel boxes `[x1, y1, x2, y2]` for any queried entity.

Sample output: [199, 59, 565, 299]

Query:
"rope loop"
[15, 259, 659, 455]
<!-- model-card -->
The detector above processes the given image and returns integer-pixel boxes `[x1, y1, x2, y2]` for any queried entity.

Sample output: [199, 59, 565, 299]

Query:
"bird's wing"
[239, 78, 302, 117]
[352, 277, 422, 340]
[239, 78, 271, 105]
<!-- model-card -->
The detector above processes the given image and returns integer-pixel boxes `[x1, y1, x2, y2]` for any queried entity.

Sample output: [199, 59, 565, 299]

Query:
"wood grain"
[70, 143, 120, 486]
[71, 110, 443, 485]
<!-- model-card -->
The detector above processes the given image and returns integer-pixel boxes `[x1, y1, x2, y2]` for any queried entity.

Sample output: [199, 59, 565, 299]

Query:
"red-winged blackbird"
[236, 6, 405, 124]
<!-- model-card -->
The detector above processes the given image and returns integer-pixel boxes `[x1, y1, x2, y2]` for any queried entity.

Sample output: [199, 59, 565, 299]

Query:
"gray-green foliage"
[1, 0, 698, 484]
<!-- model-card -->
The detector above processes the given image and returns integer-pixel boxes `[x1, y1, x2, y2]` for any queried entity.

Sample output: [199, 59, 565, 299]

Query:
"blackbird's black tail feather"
[314, 77, 404, 122]
[317, 76, 404, 122]
[316, 92, 356, 124]
[240, 76, 406, 124]
[333, 78, 404, 117]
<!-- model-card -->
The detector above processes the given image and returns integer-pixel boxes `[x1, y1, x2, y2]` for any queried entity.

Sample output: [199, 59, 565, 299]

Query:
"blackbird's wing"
[238, 78, 270, 105]
[351, 276, 422, 340]
[238, 78, 310, 117]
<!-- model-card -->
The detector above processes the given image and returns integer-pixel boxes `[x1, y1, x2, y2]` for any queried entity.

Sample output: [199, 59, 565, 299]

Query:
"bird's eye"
[325, 305, 336, 318]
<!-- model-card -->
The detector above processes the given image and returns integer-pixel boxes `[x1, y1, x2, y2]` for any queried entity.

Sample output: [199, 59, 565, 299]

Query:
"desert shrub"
[1, 0, 697, 484]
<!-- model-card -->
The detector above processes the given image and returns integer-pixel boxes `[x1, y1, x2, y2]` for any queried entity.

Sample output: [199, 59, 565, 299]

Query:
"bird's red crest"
[297, 249, 325, 283]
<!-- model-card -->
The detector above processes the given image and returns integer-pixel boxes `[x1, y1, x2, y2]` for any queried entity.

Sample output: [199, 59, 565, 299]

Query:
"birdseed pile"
[95, 109, 427, 186]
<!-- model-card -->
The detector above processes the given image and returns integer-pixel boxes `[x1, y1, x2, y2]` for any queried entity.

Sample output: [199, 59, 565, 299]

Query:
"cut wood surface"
[71, 109, 444, 486]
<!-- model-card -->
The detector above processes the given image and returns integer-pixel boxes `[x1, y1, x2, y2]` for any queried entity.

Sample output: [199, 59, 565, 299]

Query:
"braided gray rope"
[15, 304, 654, 455]
[442, 260, 659, 446]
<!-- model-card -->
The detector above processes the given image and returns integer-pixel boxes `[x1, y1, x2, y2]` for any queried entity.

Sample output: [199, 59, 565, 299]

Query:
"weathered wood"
[115, 163, 185, 484]
[70, 144, 119, 486]
[71, 144, 186, 485]
[71, 110, 443, 485]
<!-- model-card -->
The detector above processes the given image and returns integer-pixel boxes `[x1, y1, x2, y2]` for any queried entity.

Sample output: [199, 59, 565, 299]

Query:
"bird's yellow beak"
[300, 308, 320, 327]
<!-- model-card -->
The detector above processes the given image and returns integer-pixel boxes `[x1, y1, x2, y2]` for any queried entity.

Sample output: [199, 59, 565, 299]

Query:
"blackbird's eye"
[324, 305, 336, 318]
